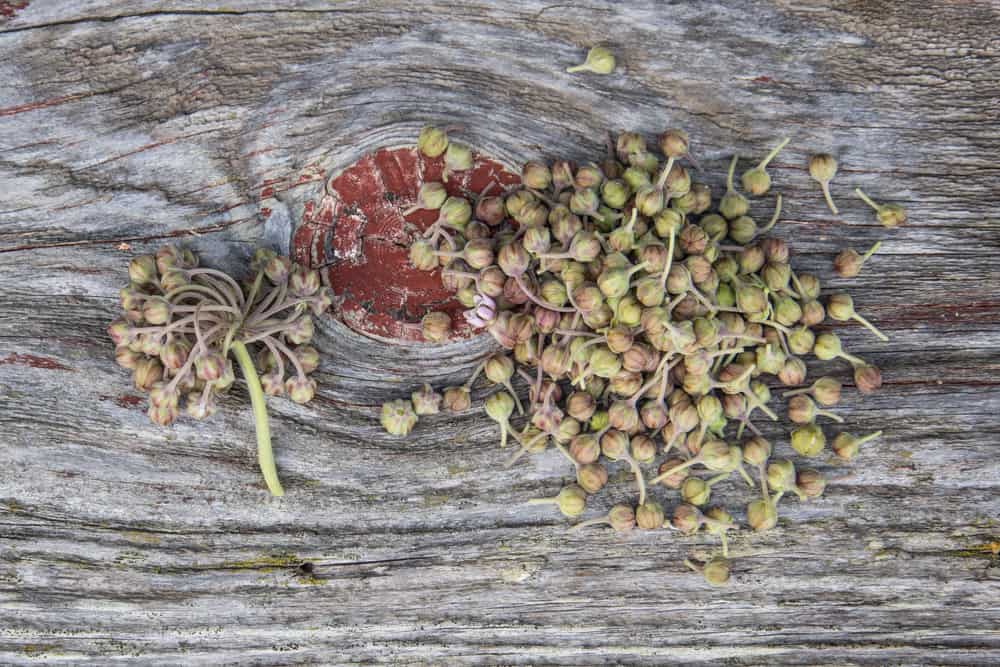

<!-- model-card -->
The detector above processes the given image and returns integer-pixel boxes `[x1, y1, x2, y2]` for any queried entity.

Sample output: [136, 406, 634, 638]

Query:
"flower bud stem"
[230, 339, 283, 497]
[821, 182, 838, 215]
[854, 188, 881, 212]
[513, 274, 576, 313]
[852, 313, 889, 341]
[757, 137, 790, 170]
[817, 408, 845, 423]
[759, 193, 783, 235]
[188, 269, 246, 308]
[655, 156, 676, 191]
[569, 515, 612, 531]
[659, 228, 677, 290]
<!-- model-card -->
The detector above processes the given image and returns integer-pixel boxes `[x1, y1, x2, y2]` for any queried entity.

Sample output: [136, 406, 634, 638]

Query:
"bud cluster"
[378, 125, 894, 584]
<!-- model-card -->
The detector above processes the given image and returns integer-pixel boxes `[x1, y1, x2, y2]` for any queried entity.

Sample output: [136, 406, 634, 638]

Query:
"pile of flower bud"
[108, 246, 335, 496]
[381, 125, 902, 585]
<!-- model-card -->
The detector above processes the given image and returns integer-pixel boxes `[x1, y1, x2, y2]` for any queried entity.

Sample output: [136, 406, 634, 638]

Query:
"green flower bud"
[743, 436, 771, 466]
[720, 156, 749, 220]
[554, 485, 589, 518]
[566, 46, 616, 75]
[600, 179, 629, 209]
[577, 462, 608, 494]
[681, 477, 711, 506]
[809, 153, 839, 214]
[589, 345, 622, 380]
[788, 326, 816, 356]
[636, 501, 665, 530]
[417, 125, 448, 158]
[439, 196, 472, 232]
[574, 163, 605, 189]
[160, 338, 191, 370]
[747, 498, 777, 531]
[380, 399, 418, 436]
[741, 137, 789, 197]
[141, 296, 171, 326]
[133, 357, 163, 391]
[128, 255, 158, 285]
[147, 401, 179, 426]
[832, 430, 882, 461]
[286, 316, 314, 345]
[411, 383, 442, 416]
[569, 188, 600, 217]
[185, 389, 218, 421]
[608, 504, 637, 532]
[196, 352, 226, 382]
[855, 188, 907, 228]
[773, 295, 803, 327]
[260, 370, 285, 396]
[442, 142, 473, 181]
[791, 423, 826, 457]
[289, 264, 321, 297]
[285, 376, 317, 404]
[442, 385, 471, 412]
[635, 184, 664, 217]
[630, 434, 657, 464]
[409, 239, 438, 271]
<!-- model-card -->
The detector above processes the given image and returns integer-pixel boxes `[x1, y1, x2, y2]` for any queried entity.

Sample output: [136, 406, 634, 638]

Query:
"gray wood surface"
[2, 1, 999, 664]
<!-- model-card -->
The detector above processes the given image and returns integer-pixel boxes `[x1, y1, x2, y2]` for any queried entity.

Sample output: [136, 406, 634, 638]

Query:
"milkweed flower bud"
[421, 311, 452, 343]
[791, 423, 826, 457]
[289, 265, 321, 296]
[380, 399, 418, 436]
[411, 383, 442, 416]
[417, 125, 449, 158]
[133, 357, 163, 391]
[129, 255, 158, 285]
[442, 386, 471, 412]
[636, 501, 665, 530]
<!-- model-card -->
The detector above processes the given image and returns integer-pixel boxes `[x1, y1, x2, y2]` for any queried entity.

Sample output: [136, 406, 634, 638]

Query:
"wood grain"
[2, 1, 999, 664]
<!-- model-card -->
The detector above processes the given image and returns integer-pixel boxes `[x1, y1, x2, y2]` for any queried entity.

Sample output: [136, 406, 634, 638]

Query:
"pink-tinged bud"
[635, 501, 665, 530]
[294, 345, 319, 374]
[475, 195, 506, 226]
[290, 264, 321, 296]
[155, 245, 183, 275]
[522, 161, 552, 190]
[265, 255, 291, 283]
[196, 352, 226, 382]
[260, 371, 285, 396]
[251, 247, 277, 272]
[186, 390, 218, 420]
[148, 381, 180, 409]
[411, 383, 442, 415]
[142, 296, 171, 325]
[380, 399, 418, 435]
[147, 402, 178, 426]
[115, 345, 144, 370]
[108, 318, 132, 346]
[119, 284, 146, 311]
[160, 338, 191, 370]
[854, 364, 883, 394]
[286, 316, 314, 345]
[133, 358, 163, 390]
[420, 311, 452, 343]
[442, 386, 471, 412]
[128, 255, 158, 285]
[215, 360, 235, 392]
[311, 286, 335, 316]
[138, 333, 163, 357]
[160, 268, 189, 292]
[285, 376, 317, 404]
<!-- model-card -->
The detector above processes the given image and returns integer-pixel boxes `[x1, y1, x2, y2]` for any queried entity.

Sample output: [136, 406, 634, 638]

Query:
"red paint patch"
[751, 75, 775, 84]
[0, 1, 28, 20]
[0, 353, 72, 371]
[293, 146, 519, 342]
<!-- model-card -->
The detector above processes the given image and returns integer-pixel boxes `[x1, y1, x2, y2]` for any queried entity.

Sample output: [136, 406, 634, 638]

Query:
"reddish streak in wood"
[293, 146, 519, 342]
[0, 91, 90, 117]
[0, 353, 72, 371]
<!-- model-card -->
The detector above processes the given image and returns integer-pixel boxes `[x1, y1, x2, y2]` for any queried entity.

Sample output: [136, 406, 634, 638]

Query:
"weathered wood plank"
[1, 0, 999, 664]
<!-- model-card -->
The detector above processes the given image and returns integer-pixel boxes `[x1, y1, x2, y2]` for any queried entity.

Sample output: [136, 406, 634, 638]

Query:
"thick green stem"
[230, 340, 284, 497]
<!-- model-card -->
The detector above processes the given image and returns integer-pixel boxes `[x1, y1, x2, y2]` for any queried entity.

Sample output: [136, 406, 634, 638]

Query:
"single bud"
[128, 255, 158, 285]
[133, 357, 163, 391]
[778, 356, 807, 386]
[635, 501, 665, 530]
[549, 160, 575, 193]
[742, 436, 771, 467]
[286, 316, 314, 345]
[809, 153, 839, 214]
[417, 125, 449, 158]
[791, 423, 826, 457]
[439, 196, 472, 231]
[788, 326, 816, 356]
[115, 345, 144, 370]
[796, 468, 826, 499]
[442, 142, 473, 181]
[196, 352, 226, 382]
[554, 485, 589, 518]
[380, 399, 418, 436]
[701, 558, 731, 586]
[411, 383, 442, 416]
[834, 241, 881, 278]
[520, 161, 552, 190]
[827, 293, 888, 341]
[630, 434, 657, 464]
[147, 402, 179, 426]
[420, 311, 452, 343]
[574, 163, 605, 189]
[260, 371, 285, 396]
[566, 46, 615, 74]
[656, 456, 690, 489]
[409, 239, 438, 271]
[854, 364, 883, 394]
[565, 391, 596, 422]
[681, 477, 711, 506]
[741, 137, 789, 197]
[800, 300, 825, 327]
[832, 430, 883, 461]
[285, 376, 317, 404]
[289, 265, 321, 296]
[160, 338, 191, 370]
[475, 195, 506, 227]
[442, 385, 471, 412]
[186, 389, 218, 420]
[576, 462, 608, 494]
[600, 179, 629, 209]
[608, 504, 637, 532]
[855, 188, 907, 228]
[720, 156, 749, 220]
[747, 498, 777, 531]
[141, 296, 171, 326]
[148, 381, 180, 410]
